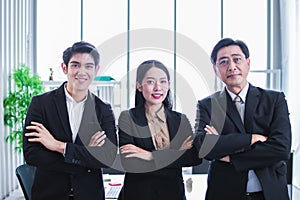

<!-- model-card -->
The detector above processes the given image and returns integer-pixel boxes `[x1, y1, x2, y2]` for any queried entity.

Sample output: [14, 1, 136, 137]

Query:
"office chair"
[15, 164, 36, 200]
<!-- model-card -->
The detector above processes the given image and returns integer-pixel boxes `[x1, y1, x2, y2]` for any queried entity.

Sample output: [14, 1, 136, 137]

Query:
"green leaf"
[3, 64, 45, 153]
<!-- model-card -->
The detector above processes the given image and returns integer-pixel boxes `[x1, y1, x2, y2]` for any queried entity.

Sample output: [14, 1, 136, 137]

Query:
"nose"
[153, 82, 162, 91]
[227, 59, 238, 71]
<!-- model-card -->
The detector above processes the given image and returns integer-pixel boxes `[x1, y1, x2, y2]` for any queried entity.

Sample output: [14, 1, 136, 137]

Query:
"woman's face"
[137, 67, 170, 108]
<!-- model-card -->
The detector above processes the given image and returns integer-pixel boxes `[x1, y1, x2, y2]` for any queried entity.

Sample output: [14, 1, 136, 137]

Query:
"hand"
[251, 134, 268, 145]
[120, 144, 153, 161]
[88, 131, 106, 147]
[219, 155, 230, 163]
[25, 121, 65, 154]
[179, 136, 193, 150]
[204, 125, 219, 135]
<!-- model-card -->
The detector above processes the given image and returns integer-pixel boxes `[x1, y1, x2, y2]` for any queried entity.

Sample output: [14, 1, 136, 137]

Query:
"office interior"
[1, 0, 299, 199]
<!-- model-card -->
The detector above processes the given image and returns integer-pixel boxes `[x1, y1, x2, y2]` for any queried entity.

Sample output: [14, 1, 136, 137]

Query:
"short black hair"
[210, 38, 250, 65]
[62, 41, 100, 66]
[135, 60, 173, 110]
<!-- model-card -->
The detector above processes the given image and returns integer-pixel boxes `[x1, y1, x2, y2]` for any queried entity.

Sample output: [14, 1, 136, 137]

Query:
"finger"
[97, 139, 105, 147]
[96, 135, 106, 144]
[25, 132, 40, 137]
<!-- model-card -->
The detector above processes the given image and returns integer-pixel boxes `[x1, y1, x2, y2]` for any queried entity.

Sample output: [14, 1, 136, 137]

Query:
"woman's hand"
[179, 136, 193, 150]
[204, 125, 219, 135]
[120, 144, 153, 161]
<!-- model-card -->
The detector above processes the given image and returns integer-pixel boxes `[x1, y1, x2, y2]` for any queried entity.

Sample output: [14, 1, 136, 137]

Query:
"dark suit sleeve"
[230, 92, 292, 171]
[152, 114, 202, 168]
[118, 111, 201, 173]
[193, 99, 252, 160]
[23, 95, 79, 173]
[64, 102, 117, 169]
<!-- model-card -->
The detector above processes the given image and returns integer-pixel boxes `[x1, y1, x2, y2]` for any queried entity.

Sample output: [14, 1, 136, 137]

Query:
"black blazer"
[118, 105, 202, 200]
[23, 82, 117, 200]
[194, 84, 292, 200]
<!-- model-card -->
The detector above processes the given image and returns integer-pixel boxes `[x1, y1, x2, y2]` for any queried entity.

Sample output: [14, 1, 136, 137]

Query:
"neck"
[145, 103, 163, 113]
[66, 85, 88, 103]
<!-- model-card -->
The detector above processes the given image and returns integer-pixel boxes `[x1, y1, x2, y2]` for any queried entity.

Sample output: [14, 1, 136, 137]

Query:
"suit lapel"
[54, 83, 73, 141]
[244, 85, 260, 134]
[76, 92, 102, 145]
[130, 106, 155, 150]
[213, 89, 245, 133]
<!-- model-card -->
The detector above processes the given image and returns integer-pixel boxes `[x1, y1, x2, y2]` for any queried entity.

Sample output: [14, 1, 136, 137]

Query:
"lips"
[227, 73, 241, 78]
[75, 77, 88, 82]
[152, 93, 163, 99]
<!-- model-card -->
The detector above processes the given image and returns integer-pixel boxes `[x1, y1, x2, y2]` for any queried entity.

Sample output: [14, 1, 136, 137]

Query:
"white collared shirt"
[64, 86, 87, 142]
[226, 82, 249, 118]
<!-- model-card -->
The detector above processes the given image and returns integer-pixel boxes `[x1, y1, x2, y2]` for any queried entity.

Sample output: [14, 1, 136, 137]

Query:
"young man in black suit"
[194, 38, 292, 200]
[23, 41, 117, 200]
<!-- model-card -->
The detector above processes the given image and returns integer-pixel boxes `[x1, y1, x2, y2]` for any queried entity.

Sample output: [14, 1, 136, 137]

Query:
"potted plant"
[3, 64, 44, 153]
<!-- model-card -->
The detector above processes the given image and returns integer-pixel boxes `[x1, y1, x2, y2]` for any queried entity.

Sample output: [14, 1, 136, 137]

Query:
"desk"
[103, 174, 208, 200]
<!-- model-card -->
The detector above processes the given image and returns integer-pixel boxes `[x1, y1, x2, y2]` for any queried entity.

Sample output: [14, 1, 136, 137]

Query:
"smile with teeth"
[75, 77, 88, 82]
[152, 93, 163, 99]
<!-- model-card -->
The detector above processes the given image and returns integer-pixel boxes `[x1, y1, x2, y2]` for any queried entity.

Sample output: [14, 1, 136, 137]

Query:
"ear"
[246, 58, 251, 70]
[95, 64, 100, 74]
[136, 82, 142, 92]
[61, 63, 68, 74]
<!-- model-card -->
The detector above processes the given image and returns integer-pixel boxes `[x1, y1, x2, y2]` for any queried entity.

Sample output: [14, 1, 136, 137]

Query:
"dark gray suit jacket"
[194, 84, 292, 200]
[23, 82, 117, 200]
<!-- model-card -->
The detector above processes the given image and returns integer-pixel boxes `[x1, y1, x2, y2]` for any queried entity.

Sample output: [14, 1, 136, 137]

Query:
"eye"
[70, 63, 79, 68]
[85, 64, 94, 69]
[146, 80, 155, 85]
[233, 56, 243, 64]
[218, 58, 229, 66]
[160, 80, 168, 85]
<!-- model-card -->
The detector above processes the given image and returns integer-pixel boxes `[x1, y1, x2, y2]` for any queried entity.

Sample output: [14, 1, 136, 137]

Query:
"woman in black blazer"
[118, 60, 202, 200]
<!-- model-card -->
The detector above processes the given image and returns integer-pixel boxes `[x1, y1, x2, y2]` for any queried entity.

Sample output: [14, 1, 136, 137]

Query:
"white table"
[103, 174, 208, 200]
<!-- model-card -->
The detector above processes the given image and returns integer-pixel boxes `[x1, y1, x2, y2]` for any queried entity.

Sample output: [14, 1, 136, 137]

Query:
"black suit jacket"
[118, 105, 202, 200]
[23, 82, 117, 200]
[194, 84, 292, 200]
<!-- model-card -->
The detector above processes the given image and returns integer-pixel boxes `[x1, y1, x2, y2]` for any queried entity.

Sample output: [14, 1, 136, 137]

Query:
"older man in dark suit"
[23, 41, 117, 200]
[194, 38, 291, 200]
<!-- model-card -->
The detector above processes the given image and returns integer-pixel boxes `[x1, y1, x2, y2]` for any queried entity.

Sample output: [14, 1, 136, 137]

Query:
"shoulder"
[250, 85, 285, 99]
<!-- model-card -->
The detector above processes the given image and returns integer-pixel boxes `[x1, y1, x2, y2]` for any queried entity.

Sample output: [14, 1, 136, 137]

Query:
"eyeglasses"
[216, 56, 245, 68]
[142, 79, 169, 88]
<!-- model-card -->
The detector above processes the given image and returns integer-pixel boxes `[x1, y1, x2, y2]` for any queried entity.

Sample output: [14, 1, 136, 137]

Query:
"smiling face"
[137, 66, 170, 110]
[61, 52, 99, 99]
[213, 45, 250, 94]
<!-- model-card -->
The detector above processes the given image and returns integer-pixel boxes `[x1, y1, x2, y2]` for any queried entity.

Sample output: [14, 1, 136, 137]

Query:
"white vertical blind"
[279, 0, 300, 199]
[0, 0, 34, 198]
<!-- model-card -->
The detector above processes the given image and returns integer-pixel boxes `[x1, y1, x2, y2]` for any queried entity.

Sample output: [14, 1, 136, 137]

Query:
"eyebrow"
[69, 61, 95, 66]
[218, 54, 243, 60]
[145, 77, 167, 80]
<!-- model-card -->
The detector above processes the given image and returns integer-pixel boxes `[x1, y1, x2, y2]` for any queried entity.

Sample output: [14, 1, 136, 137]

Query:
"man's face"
[213, 45, 250, 94]
[61, 53, 99, 95]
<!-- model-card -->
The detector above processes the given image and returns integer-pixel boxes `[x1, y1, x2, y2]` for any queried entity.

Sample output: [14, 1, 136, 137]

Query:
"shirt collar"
[64, 84, 87, 104]
[226, 82, 249, 103]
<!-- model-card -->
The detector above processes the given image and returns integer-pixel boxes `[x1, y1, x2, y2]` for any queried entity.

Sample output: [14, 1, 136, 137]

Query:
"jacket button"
[88, 169, 91, 172]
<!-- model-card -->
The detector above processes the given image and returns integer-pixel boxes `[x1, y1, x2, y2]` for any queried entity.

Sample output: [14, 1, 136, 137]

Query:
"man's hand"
[88, 131, 106, 147]
[251, 134, 268, 145]
[120, 144, 153, 161]
[25, 121, 65, 154]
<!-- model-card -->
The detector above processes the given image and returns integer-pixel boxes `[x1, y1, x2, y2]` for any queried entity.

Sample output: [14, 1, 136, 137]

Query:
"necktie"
[234, 96, 262, 192]
[234, 95, 243, 123]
